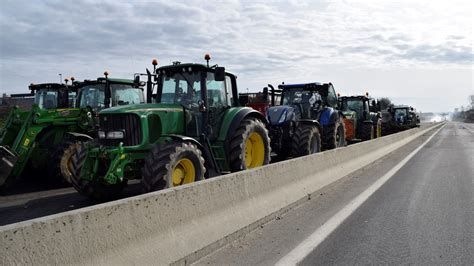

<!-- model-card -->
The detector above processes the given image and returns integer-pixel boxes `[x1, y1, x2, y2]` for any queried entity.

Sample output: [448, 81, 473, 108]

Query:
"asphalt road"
[195, 122, 473, 265]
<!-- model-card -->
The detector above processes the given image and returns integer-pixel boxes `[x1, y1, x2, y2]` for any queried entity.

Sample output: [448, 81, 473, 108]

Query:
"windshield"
[341, 99, 364, 117]
[79, 83, 144, 108]
[394, 108, 408, 118]
[34, 89, 58, 109]
[161, 71, 202, 108]
[282, 89, 321, 106]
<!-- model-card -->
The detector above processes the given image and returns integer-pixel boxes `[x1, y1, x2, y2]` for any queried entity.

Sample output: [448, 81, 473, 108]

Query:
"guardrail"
[0, 123, 443, 265]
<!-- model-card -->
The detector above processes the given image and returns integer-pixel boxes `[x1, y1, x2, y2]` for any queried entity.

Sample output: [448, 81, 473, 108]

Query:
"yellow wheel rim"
[171, 158, 196, 187]
[244, 132, 265, 169]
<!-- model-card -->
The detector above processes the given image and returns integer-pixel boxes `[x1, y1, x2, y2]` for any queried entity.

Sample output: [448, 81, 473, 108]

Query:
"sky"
[0, 0, 473, 112]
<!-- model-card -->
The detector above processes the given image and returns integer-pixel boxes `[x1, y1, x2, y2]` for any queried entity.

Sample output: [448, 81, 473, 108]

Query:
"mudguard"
[299, 119, 322, 132]
[223, 108, 268, 142]
[65, 132, 93, 141]
[319, 107, 338, 126]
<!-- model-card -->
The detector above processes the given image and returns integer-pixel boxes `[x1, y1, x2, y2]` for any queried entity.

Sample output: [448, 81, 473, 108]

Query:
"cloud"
[0, 0, 473, 112]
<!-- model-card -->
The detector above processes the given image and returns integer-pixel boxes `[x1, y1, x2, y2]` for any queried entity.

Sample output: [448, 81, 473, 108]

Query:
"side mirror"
[134, 75, 140, 84]
[214, 67, 226, 81]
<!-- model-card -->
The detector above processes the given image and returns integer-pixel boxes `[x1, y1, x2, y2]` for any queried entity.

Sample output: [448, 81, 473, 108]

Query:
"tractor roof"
[156, 63, 236, 77]
[339, 95, 370, 101]
[279, 82, 323, 88]
[28, 83, 68, 92]
[74, 77, 137, 87]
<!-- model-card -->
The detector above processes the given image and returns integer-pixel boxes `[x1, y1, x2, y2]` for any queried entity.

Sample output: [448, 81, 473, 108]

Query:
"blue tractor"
[267, 82, 346, 158]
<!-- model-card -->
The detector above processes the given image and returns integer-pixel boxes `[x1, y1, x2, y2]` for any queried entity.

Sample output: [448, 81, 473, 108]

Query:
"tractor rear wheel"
[141, 141, 205, 193]
[70, 141, 126, 201]
[228, 118, 271, 171]
[323, 118, 346, 150]
[361, 123, 374, 141]
[291, 125, 321, 157]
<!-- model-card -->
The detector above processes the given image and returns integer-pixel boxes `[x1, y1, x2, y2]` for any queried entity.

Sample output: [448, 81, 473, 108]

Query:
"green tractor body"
[339, 95, 381, 142]
[0, 78, 144, 189]
[72, 62, 271, 200]
[0, 83, 79, 186]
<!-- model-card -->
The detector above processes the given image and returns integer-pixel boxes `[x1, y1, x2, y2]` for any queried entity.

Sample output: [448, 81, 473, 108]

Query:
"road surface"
[195, 122, 473, 265]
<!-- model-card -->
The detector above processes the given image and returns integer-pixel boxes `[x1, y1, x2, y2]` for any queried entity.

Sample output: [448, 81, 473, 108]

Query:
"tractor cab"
[75, 75, 144, 111]
[144, 59, 238, 138]
[391, 105, 419, 127]
[269, 82, 337, 125]
[339, 94, 382, 142]
[29, 83, 75, 110]
[339, 95, 372, 122]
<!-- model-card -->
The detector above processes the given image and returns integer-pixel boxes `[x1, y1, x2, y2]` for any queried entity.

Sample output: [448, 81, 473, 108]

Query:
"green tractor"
[59, 74, 145, 182]
[0, 75, 144, 190]
[70, 56, 271, 200]
[339, 93, 382, 142]
[0, 82, 79, 188]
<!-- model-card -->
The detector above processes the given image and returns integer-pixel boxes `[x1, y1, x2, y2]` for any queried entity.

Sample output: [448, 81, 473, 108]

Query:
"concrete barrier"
[0, 123, 443, 265]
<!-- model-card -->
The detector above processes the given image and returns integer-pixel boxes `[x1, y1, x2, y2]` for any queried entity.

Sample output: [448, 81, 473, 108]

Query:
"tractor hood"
[99, 103, 183, 115]
[268, 105, 295, 126]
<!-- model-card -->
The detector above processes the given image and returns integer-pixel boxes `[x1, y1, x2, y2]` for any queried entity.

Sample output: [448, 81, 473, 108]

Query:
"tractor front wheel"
[70, 142, 126, 201]
[60, 141, 82, 183]
[291, 125, 321, 157]
[228, 118, 271, 171]
[47, 140, 75, 184]
[141, 141, 205, 193]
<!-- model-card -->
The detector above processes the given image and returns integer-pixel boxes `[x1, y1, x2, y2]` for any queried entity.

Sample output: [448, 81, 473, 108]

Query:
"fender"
[222, 108, 268, 142]
[65, 132, 93, 141]
[319, 107, 338, 126]
[161, 134, 205, 151]
[299, 119, 322, 132]
[162, 134, 218, 175]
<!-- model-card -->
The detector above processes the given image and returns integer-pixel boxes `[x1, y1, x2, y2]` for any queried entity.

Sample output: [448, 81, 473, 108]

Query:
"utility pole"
[59, 74, 63, 84]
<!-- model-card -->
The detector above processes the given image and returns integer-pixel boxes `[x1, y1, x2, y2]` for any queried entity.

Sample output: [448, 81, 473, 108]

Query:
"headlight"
[98, 131, 106, 139]
[278, 110, 288, 124]
[106, 131, 124, 139]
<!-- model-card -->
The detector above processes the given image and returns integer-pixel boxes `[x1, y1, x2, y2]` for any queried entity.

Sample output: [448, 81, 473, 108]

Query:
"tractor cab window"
[111, 84, 144, 106]
[68, 91, 77, 108]
[34, 89, 58, 109]
[225, 76, 234, 106]
[342, 99, 364, 118]
[282, 89, 317, 106]
[206, 72, 228, 107]
[394, 108, 408, 118]
[327, 85, 338, 107]
[161, 71, 201, 109]
[79, 85, 106, 109]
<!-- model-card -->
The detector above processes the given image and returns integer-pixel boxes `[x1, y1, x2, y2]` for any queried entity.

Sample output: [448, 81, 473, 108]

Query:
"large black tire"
[291, 124, 321, 157]
[141, 141, 205, 193]
[60, 141, 82, 183]
[360, 122, 374, 141]
[322, 118, 346, 150]
[228, 118, 271, 172]
[47, 140, 75, 184]
[70, 141, 127, 201]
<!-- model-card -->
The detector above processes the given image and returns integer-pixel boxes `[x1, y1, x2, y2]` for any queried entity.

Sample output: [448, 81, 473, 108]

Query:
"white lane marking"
[276, 124, 446, 266]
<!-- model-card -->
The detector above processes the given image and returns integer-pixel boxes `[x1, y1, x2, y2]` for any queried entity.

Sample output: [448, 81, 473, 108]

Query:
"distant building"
[1, 93, 34, 110]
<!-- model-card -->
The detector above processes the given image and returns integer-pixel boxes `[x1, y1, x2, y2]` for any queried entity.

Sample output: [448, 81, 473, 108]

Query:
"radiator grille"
[99, 114, 142, 146]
